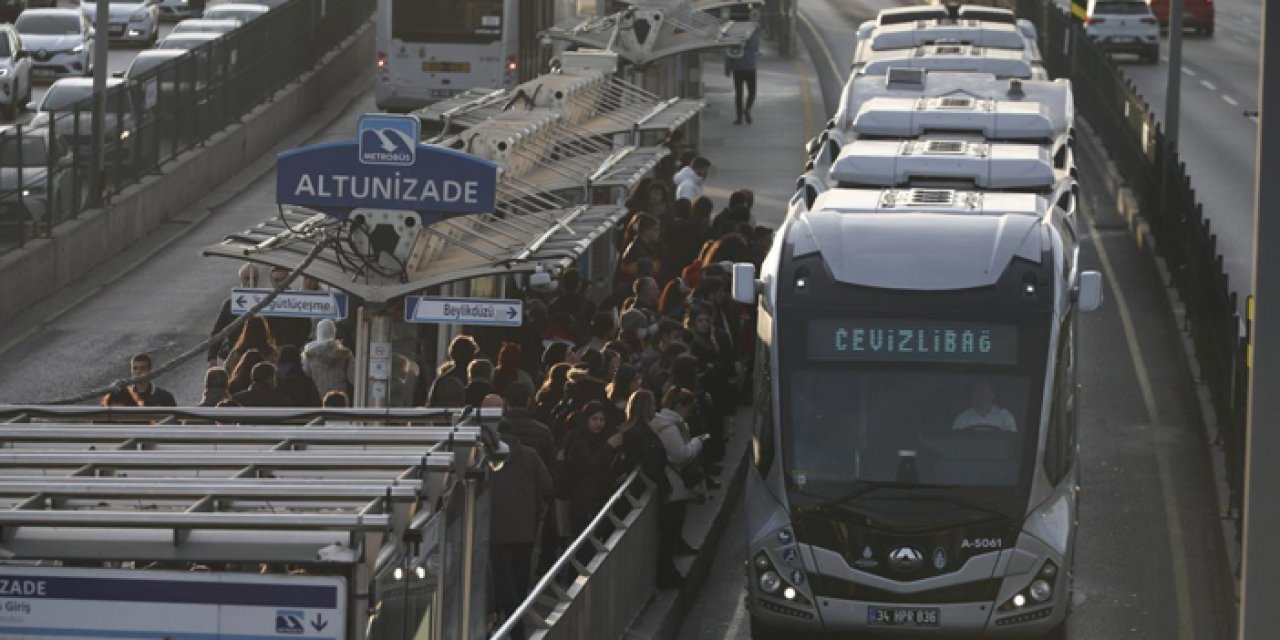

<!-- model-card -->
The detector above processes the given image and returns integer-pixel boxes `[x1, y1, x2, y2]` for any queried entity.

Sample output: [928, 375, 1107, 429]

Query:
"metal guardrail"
[492, 469, 658, 640]
[1009, 0, 1247, 530]
[0, 0, 374, 249]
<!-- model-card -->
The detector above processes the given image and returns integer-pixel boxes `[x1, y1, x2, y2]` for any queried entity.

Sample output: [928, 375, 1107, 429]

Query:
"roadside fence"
[0, 0, 374, 249]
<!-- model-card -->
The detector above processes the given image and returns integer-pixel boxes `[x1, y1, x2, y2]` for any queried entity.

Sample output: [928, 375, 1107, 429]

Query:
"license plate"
[867, 606, 940, 627]
[1111, 36, 1134, 42]
[422, 61, 470, 73]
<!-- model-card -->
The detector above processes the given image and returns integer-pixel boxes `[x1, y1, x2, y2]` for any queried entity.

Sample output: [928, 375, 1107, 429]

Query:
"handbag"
[672, 460, 705, 489]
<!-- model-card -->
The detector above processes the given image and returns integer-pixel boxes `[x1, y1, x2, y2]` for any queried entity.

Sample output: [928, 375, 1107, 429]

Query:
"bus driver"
[951, 379, 1017, 432]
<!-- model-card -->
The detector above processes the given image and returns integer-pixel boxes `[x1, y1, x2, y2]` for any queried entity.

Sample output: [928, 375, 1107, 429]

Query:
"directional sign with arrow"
[230, 288, 349, 320]
[310, 613, 329, 632]
[404, 296, 524, 327]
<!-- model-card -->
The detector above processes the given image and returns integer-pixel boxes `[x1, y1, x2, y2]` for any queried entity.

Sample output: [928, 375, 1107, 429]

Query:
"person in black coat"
[561, 401, 622, 535]
[231, 362, 291, 407]
[274, 345, 321, 407]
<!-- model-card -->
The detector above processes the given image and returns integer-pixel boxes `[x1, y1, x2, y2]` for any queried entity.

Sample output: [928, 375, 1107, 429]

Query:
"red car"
[1148, 0, 1215, 35]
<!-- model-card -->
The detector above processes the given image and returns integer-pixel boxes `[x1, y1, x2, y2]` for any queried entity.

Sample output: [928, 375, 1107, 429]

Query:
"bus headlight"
[759, 570, 782, 594]
[1029, 579, 1052, 603]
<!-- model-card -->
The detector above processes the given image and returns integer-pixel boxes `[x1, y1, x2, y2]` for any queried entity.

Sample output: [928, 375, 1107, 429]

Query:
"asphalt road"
[1071, 0, 1261, 302]
[672, 1, 1238, 638]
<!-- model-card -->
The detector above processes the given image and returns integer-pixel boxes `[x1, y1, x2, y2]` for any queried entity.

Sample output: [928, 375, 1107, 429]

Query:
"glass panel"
[391, 0, 503, 43]
[785, 368, 1031, 490]
[16, 14, 81, 35]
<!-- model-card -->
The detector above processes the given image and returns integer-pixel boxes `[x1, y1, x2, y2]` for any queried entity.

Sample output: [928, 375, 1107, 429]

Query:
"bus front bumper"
[749, 595, 1066, 637]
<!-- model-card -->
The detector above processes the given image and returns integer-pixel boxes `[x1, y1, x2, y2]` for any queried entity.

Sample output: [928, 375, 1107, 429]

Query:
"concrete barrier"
[0, 23, 374, 329]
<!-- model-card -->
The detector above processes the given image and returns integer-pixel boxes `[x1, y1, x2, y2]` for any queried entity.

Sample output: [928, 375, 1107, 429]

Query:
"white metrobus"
[374, 0, 558, 112]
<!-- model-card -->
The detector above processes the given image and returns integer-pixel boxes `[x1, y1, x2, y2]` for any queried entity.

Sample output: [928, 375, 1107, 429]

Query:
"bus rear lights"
[376, 52, 387, 71]
[505, 56, 517, 72]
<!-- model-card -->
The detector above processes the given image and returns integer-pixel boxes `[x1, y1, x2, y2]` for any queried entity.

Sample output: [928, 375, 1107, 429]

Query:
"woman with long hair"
[535, 361, 573, 425]
[492, 341, 534, 396]
[658, 278, 691, 322]
[224, 316, 277, 378]
[227, 348, 266, 395]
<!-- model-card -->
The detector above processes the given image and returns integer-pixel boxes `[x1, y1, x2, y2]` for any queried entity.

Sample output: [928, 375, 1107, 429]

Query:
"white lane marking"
[1182, 67, 1196, 77]
[1223, 95, 1239, 106]
[797, 10, 848, 84]
[723, 596, 748, 640]
[1201, 79, 1218, 91]
[1080, 199, 1196, 640]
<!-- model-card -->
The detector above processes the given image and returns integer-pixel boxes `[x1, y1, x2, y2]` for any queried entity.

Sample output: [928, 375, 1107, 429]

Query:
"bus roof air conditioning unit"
[851, 96, 1056, 141]
[829, 139, 1057, 190]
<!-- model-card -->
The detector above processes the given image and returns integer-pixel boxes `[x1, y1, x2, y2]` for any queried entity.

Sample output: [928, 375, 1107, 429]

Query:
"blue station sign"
[276, 114, 499, 221]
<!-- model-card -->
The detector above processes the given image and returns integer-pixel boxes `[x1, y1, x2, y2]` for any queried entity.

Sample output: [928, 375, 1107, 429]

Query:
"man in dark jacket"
[464, 359, 497, 407]
[232, 362, 291, 407]
[500, 382, 556, 474]
[489, 428, 553, 636]
[104, 353, 177, 407]
[275, 345, 321, 407]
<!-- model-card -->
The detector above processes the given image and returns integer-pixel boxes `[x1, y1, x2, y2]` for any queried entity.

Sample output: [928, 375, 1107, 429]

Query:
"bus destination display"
[807, 319, 1018, 364]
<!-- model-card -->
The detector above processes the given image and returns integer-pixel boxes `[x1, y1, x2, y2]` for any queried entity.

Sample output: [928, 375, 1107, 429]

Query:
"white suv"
[1085, 0, 1160, 64]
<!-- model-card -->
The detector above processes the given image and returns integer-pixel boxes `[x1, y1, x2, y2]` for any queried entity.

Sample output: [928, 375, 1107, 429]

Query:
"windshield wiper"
[898, 493, 1010, 523]
[800, 480, 919, 515]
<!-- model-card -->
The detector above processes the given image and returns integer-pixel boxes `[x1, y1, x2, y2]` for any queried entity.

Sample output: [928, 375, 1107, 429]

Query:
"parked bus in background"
[375, 0, 558, 112]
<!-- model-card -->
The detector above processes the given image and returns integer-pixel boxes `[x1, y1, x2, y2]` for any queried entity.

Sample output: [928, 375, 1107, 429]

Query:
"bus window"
[391, 0, 503, 44]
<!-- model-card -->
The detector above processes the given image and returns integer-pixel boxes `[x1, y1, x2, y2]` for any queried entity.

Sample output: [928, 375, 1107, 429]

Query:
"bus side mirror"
[732, 262, 757, 305]
[1076, 271, 1103, 312]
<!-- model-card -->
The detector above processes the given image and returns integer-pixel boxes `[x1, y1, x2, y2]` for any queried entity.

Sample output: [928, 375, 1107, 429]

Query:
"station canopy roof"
[415, 70, 703, 138]
[545, 0, 758, 66]
[0, 405, 485, 563]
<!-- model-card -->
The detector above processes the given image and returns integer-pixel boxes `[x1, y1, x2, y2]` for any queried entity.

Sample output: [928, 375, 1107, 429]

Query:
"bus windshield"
[782, 366, 1040, 494]
[391, 0, 503, 44]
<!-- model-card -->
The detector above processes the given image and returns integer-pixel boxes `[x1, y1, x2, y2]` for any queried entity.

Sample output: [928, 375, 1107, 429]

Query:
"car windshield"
[157, 36, 213, 50]
[172, 21, 236, 34]
[16, 14, 81, 35]
[40, 84, 129, 112]
[1095, 2, 1151, 14]
[0, 137, 48, 166]
[783, 367, 1036, 493]
[203, 8, 263, 21]
[126, 55, 175, 78]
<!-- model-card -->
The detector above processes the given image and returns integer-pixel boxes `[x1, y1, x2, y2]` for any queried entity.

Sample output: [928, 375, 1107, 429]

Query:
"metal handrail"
[491, 469, 651, 639]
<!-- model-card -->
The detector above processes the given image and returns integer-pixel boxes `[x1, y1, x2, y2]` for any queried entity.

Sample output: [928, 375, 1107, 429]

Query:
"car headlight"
[119, 129, 131, 141]
[131, 8, 148, 21]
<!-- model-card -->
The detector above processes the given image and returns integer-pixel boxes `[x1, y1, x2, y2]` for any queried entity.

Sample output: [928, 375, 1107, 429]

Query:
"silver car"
[155, 31, 220, 50]
[29, 77, 159, 174]
[15, 9, 94, 79]
[80, 0, 160, 46]
[169, 18, 240, 35]
[156, 0, 199, 21]
[0, 126, 78, 224]
[1085, 0, 1160, 63]
[0, 24, 32, 119]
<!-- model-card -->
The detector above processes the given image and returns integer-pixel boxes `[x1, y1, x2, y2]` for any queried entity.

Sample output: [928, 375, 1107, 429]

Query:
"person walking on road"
[725, 27, 760, 124]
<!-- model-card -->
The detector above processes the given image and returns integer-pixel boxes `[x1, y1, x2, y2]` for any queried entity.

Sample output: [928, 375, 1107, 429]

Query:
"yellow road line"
[797, 10, 846, 84]
[794, 56, 817, 158]
[1080, 201, 1195, 640]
